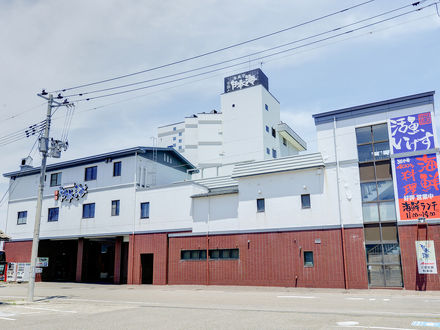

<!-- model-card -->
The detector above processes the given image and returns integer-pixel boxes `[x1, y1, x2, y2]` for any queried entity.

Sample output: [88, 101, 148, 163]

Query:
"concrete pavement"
[0, 282, 439, 329]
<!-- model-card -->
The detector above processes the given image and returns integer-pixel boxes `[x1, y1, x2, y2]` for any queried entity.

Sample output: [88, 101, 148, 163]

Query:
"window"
[209, 249, 239, 260]
[113, 162, 121, 176]
[50, 172, 61, 187]
[82, 203, 95, 218]
[178, 146, 182, 150]
[272, 149, 277, 158]
[48, 207, 59, 222]
[282, 138, 287, 146]
[179, 132, 182, 136]
[265, 125, 269, 133]
[140, 202, 150, 219]
[173, 143, 176, 147]
[173, 137, 176, 141]
[85, 166, 97, 181]
[304, 251, 314, 267]
[271, 127, 276, 138]
[266, 148, 270, 154]
[265, 104, 269, 111]
[17, 211, 27, 225]
[178, 139, 182, 143]
[181, 250, 207, 260]
[111, 200, 120, 216]
[301, 194, 311, 208]
[257, 198, 265, 212]
[173, 127, 176, 131]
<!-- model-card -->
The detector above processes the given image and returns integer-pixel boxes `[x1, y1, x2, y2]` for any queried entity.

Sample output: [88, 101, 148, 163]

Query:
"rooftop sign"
[224, 69, 268, 94]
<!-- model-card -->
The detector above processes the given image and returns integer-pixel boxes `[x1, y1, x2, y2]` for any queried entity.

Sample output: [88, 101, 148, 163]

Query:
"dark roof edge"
[3, 146, 195, 178]
[312, 91, 435, 125]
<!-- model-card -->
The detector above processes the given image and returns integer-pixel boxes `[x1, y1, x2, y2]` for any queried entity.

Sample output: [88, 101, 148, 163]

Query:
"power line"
[63, 2, 419, 99]
[69, 2, 436, 103]
[49, 0, 377, 93]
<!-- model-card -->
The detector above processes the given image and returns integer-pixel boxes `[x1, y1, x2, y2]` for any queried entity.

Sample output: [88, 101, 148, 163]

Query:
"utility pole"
[27, 92, 70, 302]
[27, 94, 53, 302]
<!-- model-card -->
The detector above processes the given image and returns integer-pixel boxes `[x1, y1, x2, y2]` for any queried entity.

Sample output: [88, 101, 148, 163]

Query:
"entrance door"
[140, 254, 154, 284]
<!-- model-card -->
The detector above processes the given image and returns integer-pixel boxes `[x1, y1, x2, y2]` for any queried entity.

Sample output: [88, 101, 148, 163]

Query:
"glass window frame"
[17, 211, 27, 225]
[111, 200, 120, 216]
[140, 202, 150, 219]
[301, 194, 311, 209]
[82, 203, 95, 219]
[113, 162, 121, 177]
[84, 166, 97, 181]
[48, 207, 59, 222]
[256, 198, 265, 213]
[50, 172, 62, 187]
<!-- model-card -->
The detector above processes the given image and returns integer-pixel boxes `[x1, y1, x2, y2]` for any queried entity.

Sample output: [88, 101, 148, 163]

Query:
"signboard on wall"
[56, 183, 88, 203]
[389, 112, 439, 221]
[415, 240, 437, 274]
[394, 154, 440, 220]
[224, 69, 269, 93]
[36, 257, 49, 267]
[390, 112, 435, 154]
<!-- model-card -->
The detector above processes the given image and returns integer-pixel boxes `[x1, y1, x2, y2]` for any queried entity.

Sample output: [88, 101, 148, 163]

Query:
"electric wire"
[62, 1, 421, 99]
[49, 0, 377, 93]
[69, 2, 437, 103]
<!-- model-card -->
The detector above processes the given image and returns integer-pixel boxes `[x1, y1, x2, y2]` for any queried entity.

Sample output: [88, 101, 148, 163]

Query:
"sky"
[0, 0, 439, 230]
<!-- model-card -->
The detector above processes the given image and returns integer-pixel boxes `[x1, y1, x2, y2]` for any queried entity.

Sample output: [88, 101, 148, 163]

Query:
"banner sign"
[36, 257, 49, 268]
[57, 183, 88, 203]
[390, 112, 434, 154]
[415, 240, 437, 274]
[224, 69, 269, 93]
[395, 154, 440, 220]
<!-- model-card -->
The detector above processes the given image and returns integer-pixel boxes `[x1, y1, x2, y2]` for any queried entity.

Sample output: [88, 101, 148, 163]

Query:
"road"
[0, 283, 439, 329]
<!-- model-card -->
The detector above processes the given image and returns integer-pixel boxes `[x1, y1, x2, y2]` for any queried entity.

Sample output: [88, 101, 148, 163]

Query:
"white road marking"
[0, 311, 16, 321]
[20, 306, 77, 313]
[345, 298, 365, 301]
[383, 299, 390, 302]
[335, 326, 414, 330]
[277, 295, 316, 299]
[337, 321, 359, 326]
[369, 298, 376, 301]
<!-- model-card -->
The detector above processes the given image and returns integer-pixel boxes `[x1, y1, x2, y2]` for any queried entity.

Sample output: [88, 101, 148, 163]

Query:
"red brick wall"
[168, 228, 368, 289]
[127, 233, 168, 285]
[3, 240, 32, 262]
[344, 228, 368, 289]
[399, 224, 440, 291]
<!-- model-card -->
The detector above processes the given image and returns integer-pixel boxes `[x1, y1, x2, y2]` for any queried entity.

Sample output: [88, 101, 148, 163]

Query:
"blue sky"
[0, 0, 439, 229]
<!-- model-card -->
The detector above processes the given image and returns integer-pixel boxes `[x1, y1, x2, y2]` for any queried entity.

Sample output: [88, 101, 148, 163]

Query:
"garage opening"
[82, 239, 115, 283]
[38, 240, 78, 282]
[141, 253, 154, 284]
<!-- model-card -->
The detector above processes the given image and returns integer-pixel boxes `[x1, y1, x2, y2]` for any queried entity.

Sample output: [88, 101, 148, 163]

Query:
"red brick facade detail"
[127, 233, 168, 285]
[343, 228, 368, 289]
[168, 228, 368, 289]
[399, 224, 440, 291]
[3, 240, 32, 262]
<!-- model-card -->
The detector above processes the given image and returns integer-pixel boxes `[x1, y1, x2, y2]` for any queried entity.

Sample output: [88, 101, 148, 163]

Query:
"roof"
[277, 122, 307, 151]
[231, 153, 324, 178]
[312, 91, 435, 125]
[3, 146, 195, 178]
[192, 176, 238, 189]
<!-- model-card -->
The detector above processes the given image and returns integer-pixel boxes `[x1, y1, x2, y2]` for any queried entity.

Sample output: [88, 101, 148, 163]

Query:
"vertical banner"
[415, 240, 438, 274]
[389, 112, 439, 220]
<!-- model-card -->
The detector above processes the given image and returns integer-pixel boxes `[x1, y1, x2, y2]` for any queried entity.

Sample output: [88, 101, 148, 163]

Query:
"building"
[157, 69, 306, 170]
[2, 70, 439, 290]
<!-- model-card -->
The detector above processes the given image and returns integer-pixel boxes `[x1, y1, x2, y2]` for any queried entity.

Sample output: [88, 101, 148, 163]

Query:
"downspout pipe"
[333, 117, 348, 289]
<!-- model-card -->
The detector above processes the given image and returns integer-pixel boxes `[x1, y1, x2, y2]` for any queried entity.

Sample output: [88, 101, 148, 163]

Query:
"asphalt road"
[0, 283, 439, 329]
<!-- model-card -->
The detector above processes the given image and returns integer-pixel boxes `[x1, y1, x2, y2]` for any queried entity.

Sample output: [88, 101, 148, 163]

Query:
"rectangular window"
[266, 148, 270, 155]
[257, 198, 265, 212]
[271, 127, 276, 138]
[17, 211, 27, 225]
[50, 172, 61, 187]
[173, 137, 176, 141]
[85, 166, 97, 181]
[140, 202, 150, 219]
[209, 249, 239, 260]
[265, 125, 269, 132]
[304, 251, 314, 267]
[179, 132, 182, 136]
[282, 138, 287, 146]
[82, 203, 95, 219]
[178, 139, 182, 143]
[111, 200, 120, 216]
[48, 207, 59, 222]
[181, 250, 207, 260]
[113, 162, 121, 176]
[301, 194, 311, 208]
[173, 127, 176, 131]
[265, 104, 269, 111]
[272, 149, 277, 158]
